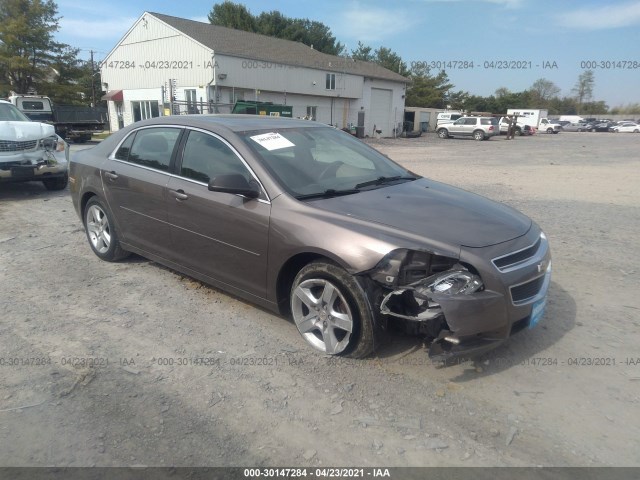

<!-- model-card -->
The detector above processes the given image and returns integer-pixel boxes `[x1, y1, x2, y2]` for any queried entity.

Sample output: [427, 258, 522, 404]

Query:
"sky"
[55, 0, 640, 108]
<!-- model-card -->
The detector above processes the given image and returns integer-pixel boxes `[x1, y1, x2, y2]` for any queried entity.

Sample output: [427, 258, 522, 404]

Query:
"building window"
[185, 89, 198, 114]
[306, 106, 317, 121]
[325, 73, 336, 90]
[131, 101, 160, 122]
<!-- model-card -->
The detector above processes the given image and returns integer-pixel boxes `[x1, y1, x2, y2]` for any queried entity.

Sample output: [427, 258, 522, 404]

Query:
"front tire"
[42, 174, 68, 191]
[83, 197, 129, 261]
[290, 261, 375, 358]
[546, 128, 554, 134]
[437, 128, 449, 139]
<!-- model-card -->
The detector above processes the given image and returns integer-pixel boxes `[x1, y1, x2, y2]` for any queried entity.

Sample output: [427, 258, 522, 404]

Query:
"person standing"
[507, 115, 518, 140]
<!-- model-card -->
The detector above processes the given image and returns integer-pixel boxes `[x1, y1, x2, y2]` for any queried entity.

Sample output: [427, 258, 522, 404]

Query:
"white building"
[101, 12, 408, 137]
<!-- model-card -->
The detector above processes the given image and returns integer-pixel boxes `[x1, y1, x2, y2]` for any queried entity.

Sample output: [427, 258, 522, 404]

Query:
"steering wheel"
[318, 161, 344, 180]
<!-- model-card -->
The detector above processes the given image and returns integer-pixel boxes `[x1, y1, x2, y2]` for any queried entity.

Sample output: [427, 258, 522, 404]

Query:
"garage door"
[370, 88, 393, 137]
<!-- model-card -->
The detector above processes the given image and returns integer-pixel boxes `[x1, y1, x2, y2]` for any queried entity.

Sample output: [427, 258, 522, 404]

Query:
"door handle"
[170, 189, 188, 201]
[104, 171, 118, 180]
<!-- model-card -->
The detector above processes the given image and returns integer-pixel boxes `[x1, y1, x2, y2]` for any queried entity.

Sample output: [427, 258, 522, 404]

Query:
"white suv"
[0, 100, 69, 190]
[437, 116, 499, 141]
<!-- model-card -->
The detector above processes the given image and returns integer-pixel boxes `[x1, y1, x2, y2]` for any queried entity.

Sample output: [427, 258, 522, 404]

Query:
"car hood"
[309, 178, 532, 248]
[0, 121, 55, 141]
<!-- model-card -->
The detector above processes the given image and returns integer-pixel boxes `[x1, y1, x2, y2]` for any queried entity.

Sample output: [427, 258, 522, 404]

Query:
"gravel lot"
[0, 131, 639, 469]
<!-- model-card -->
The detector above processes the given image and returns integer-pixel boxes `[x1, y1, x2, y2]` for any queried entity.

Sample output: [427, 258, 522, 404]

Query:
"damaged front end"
[367, 249, 507, 360]
[0, 134, 68, 182]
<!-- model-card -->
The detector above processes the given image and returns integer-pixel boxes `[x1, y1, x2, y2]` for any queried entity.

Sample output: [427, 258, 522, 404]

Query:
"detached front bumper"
[375, 227, 552, 361]
[0, 150, 68, 183]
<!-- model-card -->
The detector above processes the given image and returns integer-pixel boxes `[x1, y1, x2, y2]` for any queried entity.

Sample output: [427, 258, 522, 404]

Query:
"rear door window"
[126, 128, 182, 172]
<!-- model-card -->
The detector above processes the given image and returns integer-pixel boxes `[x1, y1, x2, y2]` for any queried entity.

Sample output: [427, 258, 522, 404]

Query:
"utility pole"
[90, 50, 96, 108]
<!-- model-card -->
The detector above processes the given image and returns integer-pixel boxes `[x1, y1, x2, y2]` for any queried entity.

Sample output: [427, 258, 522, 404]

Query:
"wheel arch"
[473, 129, 486, 140]
[79, 191, 99, 224]
[276, 251, 353, 316]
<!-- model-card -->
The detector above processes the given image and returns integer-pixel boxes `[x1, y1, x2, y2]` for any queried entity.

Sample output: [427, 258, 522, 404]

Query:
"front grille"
[510, 275, 545, 304]
[0, 160, 32, 171]
[493, 237, 541, 271]
[0, 139, 38, 152]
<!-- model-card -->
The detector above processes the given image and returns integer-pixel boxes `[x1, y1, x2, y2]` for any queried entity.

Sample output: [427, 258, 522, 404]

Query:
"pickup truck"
[0, 100, 69, 190]
[7, 94, 105, 143]
[537, 118, 563, 134]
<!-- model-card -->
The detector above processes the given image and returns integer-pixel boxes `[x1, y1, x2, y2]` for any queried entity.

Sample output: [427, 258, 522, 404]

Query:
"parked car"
[70, 115, 551, 360]
[610, 122, 640, 133]
[437, 116, 499, 140]
[590, 121, 616, 132]
[562, 122, 590, 132]
[0, 100, 69, 190]
[498, 117, 533, 136]
[435, 111, 464, 129]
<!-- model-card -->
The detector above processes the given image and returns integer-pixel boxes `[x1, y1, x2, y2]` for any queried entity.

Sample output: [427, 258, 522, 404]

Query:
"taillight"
[489, 126, 494, 131]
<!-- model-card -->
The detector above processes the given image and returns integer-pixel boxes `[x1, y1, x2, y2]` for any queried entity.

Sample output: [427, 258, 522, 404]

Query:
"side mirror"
[208, 173, 260, 199]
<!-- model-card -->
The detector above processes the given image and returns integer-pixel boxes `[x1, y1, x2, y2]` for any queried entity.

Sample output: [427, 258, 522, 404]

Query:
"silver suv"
[437, 116, 499, 141]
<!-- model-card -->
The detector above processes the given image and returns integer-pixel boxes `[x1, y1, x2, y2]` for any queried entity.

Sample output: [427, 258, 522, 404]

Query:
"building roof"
[149, 12, 408, 84]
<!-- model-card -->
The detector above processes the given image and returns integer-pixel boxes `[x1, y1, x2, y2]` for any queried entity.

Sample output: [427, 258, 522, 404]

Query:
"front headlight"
[415, 270, 483, 296]
[41, 135, 66, 152]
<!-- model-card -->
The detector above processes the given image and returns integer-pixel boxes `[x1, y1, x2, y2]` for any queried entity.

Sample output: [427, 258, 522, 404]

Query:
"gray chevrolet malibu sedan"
[70, 115, 551, 360]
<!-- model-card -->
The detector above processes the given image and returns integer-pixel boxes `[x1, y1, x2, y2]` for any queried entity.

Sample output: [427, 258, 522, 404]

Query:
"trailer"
[8, 94, 105, 143]
[506, 109, 562, 134]
[231, 101, 293, 117]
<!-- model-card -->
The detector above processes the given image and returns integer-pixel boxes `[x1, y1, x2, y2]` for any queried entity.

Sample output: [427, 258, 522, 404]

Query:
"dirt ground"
[0, 131, 639, 469]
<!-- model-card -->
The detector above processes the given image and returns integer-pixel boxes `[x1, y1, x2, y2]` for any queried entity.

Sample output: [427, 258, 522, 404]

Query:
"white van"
[436, 111, 463, 128]
[559, 115, 585, 123]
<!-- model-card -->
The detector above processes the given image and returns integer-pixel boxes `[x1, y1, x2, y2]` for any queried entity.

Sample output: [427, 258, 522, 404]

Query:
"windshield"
[239, 126, 417, 198]
[0, 103, 31, 122]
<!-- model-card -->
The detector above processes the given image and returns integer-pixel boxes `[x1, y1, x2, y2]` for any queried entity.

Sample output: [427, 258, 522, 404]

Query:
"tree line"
[0, 0, 101, 105]
[1, 0, 638, 114]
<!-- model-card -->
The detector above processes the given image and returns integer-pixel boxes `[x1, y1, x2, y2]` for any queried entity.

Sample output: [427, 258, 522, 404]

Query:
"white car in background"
[611, 122, 640, 133]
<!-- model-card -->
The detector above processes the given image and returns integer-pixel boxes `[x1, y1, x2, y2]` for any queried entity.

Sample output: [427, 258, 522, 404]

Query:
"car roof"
[131, 114, 325, 133]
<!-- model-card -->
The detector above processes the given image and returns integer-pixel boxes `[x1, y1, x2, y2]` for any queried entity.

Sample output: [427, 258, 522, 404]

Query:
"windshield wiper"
[295, 188, 360, 200]
[354, 175, 417, 190]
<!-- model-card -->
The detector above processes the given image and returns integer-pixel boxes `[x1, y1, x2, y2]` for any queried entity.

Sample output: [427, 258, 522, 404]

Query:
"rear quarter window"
[114, 133, 136, 160]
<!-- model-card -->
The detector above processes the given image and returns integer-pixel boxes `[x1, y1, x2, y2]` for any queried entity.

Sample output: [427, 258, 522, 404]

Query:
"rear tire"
[83, 197, 130, 262]
[290, 261, 375, 358]
[473, 130, 485, 141]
